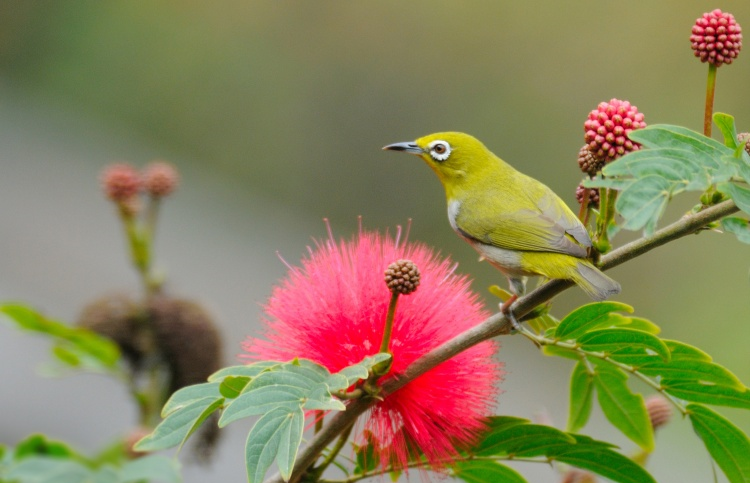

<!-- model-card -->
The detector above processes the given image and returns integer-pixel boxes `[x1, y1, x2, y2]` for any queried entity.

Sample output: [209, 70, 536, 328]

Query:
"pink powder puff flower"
[242, 223, 503, 470]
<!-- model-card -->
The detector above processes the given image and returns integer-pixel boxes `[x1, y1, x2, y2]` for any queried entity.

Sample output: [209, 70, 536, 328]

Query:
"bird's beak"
[382, 141, 423, 155]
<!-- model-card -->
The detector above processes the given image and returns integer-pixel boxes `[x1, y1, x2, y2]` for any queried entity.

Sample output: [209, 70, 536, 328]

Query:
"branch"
[268, 199, 738, 483]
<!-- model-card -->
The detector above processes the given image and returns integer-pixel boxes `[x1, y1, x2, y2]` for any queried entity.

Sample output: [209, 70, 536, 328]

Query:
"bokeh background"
[2, 2, 750, 482]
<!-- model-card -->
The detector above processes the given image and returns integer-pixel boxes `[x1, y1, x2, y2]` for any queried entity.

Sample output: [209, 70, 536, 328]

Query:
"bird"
[383, 132, 620, 326]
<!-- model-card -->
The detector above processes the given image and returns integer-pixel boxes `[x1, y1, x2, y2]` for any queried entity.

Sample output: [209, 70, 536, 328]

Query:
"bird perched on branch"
[383, 132, 620, 326]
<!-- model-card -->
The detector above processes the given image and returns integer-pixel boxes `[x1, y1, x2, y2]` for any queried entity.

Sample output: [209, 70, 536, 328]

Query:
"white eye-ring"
[427, 140, 451, 162]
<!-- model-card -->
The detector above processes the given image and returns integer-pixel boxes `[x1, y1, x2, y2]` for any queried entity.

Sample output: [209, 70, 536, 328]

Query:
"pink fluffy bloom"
[242, 224, 502, 469]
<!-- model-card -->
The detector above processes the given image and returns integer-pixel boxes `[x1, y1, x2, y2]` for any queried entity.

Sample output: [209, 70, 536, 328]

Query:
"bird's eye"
[428, 140, 451, 162]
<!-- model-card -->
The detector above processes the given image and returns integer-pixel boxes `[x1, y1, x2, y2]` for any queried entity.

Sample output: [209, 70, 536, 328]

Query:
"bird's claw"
[499, 294, 521, 332]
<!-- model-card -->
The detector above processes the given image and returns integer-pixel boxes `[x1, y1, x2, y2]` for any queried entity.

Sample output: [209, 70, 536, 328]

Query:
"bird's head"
[383, 132, 494, 188]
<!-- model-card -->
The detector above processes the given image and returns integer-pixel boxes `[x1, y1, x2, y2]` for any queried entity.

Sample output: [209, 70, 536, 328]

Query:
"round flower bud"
[577, 145, 604, 177]
[148, 296, 223, 461]
[143, 161, 179, 197]
[645, 395, 673, 430]
[576, 184, 600, 209]
[584, 99, 646, 162]
[148, 296, 222, 393]
[384, 259, 421, 295]
[738, 132, 750, 156]
[690, 9, 742, 66]
[101, 164, 141, 202]
[561, 468, 598, 483]
[77, 293, 148, 367]
[123, 426, 152, 459]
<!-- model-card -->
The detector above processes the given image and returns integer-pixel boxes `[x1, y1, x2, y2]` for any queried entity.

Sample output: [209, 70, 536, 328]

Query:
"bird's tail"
[572, 261, 621, 301]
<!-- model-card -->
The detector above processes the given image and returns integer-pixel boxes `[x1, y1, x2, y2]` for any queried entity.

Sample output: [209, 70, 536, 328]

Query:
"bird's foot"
[499, 294, 521, 332]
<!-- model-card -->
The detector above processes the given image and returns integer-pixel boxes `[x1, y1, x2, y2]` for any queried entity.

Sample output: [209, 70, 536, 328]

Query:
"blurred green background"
[1, 2, 749, 482]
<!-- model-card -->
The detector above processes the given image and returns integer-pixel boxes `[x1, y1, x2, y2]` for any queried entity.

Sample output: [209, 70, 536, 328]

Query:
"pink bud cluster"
[101, 164, 142, 202]
[101, 161, 179, 203]
[690, 9, 742, 66]
[143, 162, 179, 197]
[584, 99, 646, 162]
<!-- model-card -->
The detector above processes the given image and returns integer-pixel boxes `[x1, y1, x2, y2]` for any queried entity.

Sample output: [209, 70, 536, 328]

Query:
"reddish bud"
[690, 9, 742, 66]
[101, 164, 141, 202]
[576, 183, 600, 209]
[143, 161, 179, 197]
[584, 99, 646, 162]
[646, 395, 673, 430]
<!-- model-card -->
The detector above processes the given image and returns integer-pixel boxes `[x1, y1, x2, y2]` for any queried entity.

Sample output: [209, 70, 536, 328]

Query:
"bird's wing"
[456, 189, 590, 258]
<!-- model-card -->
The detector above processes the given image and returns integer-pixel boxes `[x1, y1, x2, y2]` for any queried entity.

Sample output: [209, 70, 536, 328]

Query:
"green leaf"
[541, 345, 579, 360]
[525, 311, 559, 334]
[120, 454, 182, 483]
[220, 376, 251, 399]
[578, 328, 670, 362]
[628, 124, 733, 171]
[303, 383, 346, 411]
[472, 417, 530, 455]
[94, 466, 119, 483]
[639, 359, 743, 389]
[336, 353, 392, 386]
[0, 304, 121, 370]
[714, 112, 740, 150]
[245, 407, 304, 483]
[719, 182, 750, 215]
[732, 154, 750, 185]
[586, 124, 736, 235]
[555, 449, 657, 483]
[488, 285, 513, 302]
[568, 361, 594, 433]
[555, 302, 634, 340]
[616, 316, 661, 334]
[5, 457, 93, 483]
[594, 365, 654, 451]
[722, 217, 750, 244]
[135, 397, 224, 452]
[453, 460, 527, 483]
[208, 362, 282, 382]
[662, 381, 750, 409]
[474, 423, 574, 457]
[603, 148, 710, 191]
[353, 430, 379, 475]
[689, 403, 750, 483]
[280, 358, 331, 384]
[13, 434, 80, 460]
[606, 346, 661, 367]
[219, 384, 306, 427]
[615, 175, 673, 235]
[161, 382, 222, 417]
[467, 420, 656, 483]
[664, 340, 712, 362]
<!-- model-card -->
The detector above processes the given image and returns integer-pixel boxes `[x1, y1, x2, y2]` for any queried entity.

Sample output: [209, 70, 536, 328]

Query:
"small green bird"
[383, 132, 620, 321]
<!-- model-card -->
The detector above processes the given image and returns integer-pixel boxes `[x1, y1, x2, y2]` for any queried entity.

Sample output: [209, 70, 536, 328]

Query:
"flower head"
[143, 161, 179, 197]
[242, 224, 502, 469]
[584, 99, 646, 162]
[645, 395, 673, 430]
[101, 163, 141, 202]
[690, 9, 742, 66]
[576, 184, 600, 209]
[384, 259, 421, 295]
[738, 132, 750, 156]
[577, 145, 604, 177]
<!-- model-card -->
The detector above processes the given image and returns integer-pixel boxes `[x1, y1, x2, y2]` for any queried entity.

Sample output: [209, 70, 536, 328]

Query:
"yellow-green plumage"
[384, 132, 620, 301]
